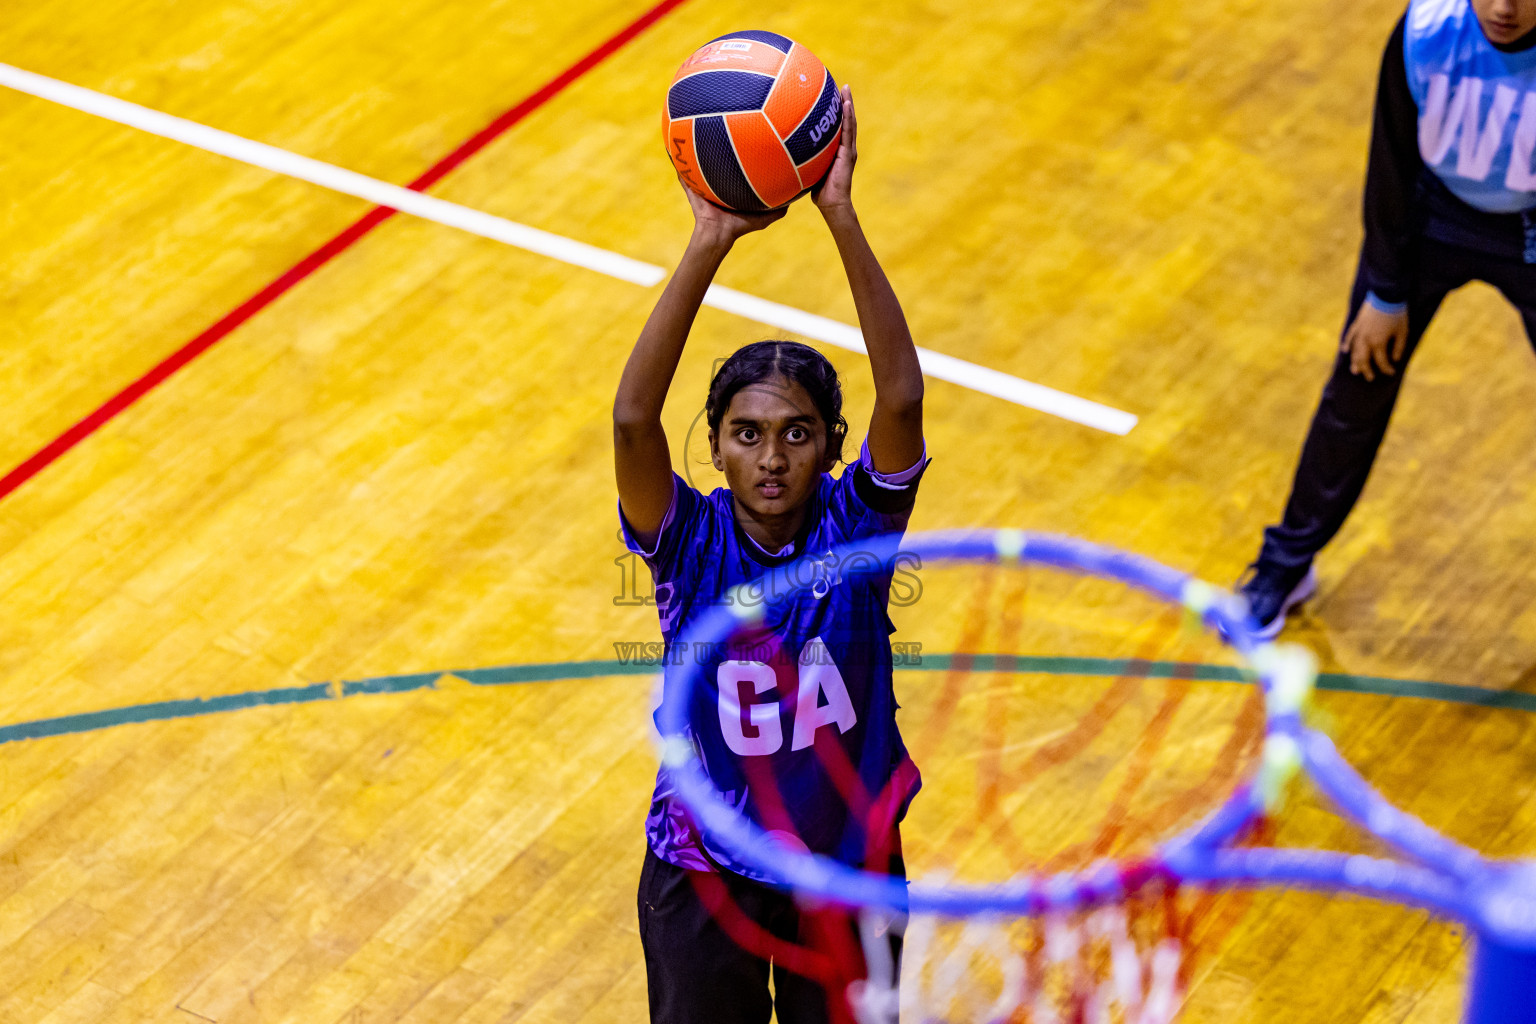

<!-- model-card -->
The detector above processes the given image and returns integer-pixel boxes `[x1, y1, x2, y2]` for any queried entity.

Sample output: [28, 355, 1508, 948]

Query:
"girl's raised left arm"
[814, 86, 925, 473]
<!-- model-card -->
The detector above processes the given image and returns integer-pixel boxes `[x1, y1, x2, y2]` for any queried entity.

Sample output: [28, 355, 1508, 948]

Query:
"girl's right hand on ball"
[681, 177, 785, 245]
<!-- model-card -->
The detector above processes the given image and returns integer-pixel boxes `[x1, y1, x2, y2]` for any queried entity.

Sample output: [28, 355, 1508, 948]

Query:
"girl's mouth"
[757, 480, 786, 498]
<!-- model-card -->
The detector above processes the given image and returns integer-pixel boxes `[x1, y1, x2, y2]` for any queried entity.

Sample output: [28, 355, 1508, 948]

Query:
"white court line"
[0, 63, 664, 287]
[704, 286, 1137, 432]
[0, 62, 1138, 435]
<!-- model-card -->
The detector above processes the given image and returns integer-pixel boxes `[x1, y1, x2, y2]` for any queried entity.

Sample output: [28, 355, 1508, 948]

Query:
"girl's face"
[1474, 0, 1536, 43]
[710, 376, 834, 521]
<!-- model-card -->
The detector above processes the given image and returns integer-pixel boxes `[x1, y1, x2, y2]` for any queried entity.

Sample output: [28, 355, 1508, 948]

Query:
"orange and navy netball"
[664, 31, 842, 213]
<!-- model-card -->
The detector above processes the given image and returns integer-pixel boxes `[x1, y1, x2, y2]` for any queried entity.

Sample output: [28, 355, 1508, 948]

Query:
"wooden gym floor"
[3, 0, 1536, 1020]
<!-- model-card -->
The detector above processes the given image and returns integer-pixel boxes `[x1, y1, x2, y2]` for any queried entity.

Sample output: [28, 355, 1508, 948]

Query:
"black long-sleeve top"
[1359, 14, 1536, 307]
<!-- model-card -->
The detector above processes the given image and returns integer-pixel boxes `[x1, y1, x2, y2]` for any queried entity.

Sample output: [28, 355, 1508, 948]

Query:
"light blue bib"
[1407, 0, 1536, 213]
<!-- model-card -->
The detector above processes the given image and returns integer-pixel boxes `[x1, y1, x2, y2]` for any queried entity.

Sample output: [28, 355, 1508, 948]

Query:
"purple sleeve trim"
[620, 477, 679, 559]
[859, 439, 928, 488]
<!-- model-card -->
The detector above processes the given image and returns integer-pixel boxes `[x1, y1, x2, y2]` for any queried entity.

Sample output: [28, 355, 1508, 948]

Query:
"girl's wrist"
[819, 202, 859, 229]
[688, 225, 737, 254]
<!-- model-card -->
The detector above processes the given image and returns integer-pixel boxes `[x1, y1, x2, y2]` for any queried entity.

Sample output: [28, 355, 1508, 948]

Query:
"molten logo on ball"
[809, 93, 841, 147]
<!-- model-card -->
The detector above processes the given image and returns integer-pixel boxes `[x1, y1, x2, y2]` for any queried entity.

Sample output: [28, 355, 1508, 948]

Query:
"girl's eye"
[786, 427, 807, 442]
[739, 429, 758, 442]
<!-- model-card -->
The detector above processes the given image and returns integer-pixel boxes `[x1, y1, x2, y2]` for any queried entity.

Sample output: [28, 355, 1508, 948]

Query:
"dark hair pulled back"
[706, 341, 848, 464]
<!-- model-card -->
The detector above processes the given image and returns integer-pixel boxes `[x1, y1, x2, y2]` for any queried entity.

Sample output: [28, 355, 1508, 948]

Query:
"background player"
[613, 87, 928, 1023]
[1241, 0, 1536, 637]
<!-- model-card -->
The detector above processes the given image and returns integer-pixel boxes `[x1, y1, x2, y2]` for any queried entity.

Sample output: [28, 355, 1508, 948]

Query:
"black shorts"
[637, 844, 906, 1024]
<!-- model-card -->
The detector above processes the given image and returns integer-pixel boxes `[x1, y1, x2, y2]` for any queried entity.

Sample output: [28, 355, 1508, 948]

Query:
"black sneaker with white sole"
[1237, 562, 1318, 640]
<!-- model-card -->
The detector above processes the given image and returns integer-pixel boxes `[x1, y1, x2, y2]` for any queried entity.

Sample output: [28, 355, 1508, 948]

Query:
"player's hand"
[812, 85, 857, 214]
[682, 177, 785, 246]
[1342, 302, 1410, 382]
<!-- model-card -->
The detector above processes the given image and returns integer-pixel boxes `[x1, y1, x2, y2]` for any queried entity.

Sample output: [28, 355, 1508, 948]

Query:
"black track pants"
[1258, 239, 1536, 570]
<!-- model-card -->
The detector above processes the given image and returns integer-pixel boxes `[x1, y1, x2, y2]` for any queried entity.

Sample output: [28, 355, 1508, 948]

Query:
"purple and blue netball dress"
[620, 442, 927, 879]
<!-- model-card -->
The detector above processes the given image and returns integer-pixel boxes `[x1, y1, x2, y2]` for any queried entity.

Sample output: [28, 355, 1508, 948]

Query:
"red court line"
[0, 0, 691, 504]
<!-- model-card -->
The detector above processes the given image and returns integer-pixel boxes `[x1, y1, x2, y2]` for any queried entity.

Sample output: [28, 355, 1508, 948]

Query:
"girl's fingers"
[1341, 314, 1361, 353]
[1346, 330, 1371, 379]
[1371, 338, 1394, 377]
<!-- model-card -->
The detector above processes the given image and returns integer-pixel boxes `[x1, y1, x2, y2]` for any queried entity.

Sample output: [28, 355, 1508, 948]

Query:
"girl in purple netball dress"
[613, 87, 927, 1024]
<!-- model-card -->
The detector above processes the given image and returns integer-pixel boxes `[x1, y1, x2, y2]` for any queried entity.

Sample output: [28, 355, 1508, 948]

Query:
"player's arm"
[813, 86, 925, 474]
[1345, 14, 1418, 380]
[1359, 15, 1419, 309]
[613, 186, 785, 545]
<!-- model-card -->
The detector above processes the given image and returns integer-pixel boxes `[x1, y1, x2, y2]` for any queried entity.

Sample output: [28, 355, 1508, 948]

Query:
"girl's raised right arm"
[613, 185, 784, 548]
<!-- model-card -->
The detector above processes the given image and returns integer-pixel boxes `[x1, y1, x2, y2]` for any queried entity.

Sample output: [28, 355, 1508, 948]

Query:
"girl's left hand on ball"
[813, 85, 857, 214]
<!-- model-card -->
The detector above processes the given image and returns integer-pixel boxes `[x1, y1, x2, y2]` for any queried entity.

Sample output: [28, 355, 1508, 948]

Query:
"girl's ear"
[818, 434, 838, 474]
[709, 430, 724, 471]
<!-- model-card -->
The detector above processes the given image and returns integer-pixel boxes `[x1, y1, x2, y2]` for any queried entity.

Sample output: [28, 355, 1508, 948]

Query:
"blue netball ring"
[653, 529, 1536, 1023]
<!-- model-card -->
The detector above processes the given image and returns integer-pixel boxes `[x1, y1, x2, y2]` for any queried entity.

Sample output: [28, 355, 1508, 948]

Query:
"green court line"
[0, 683, 333, 745]
[913, 655, 1536, 711]
[2, 656, 1531, 748]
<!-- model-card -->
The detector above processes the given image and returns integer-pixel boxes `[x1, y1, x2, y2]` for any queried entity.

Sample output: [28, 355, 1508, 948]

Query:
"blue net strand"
[1300, 730, 1487, 881]
[1165, 846, 1476, 919]
[653, 529, 1536, 1022]
[1181, 783, 1264, 850]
